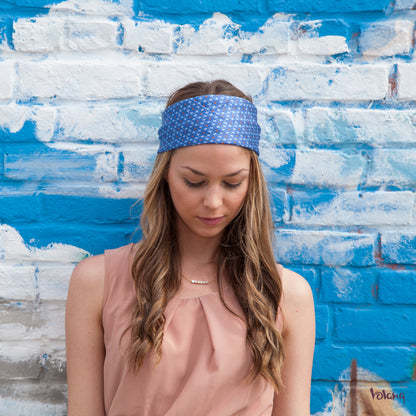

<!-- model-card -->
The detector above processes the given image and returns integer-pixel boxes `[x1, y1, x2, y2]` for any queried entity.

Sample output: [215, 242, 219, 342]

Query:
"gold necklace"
[182, 274, 214, 285]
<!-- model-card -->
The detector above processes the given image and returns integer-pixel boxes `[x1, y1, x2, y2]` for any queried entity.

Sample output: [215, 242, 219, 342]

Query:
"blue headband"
[157, 94, 260, 155]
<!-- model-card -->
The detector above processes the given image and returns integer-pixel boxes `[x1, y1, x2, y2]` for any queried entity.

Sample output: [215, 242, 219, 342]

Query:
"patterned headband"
[157, 94, 260, 155]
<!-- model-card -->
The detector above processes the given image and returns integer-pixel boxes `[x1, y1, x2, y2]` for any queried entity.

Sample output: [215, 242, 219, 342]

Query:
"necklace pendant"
[191, 279, 209, 285]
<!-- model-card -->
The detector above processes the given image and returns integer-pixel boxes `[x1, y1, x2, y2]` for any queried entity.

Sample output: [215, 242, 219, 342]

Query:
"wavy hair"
[125, 80, 285, 391]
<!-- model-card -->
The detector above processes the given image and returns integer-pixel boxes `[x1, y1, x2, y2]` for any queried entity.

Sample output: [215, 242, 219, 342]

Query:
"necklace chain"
[182, 274, 214, 285]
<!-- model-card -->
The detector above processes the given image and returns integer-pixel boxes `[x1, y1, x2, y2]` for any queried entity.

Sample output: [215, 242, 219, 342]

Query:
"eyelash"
[184, 179, 243, 189]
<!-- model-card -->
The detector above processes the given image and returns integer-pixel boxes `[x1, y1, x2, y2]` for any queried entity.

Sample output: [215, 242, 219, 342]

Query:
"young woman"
[66, 80, 315, 416]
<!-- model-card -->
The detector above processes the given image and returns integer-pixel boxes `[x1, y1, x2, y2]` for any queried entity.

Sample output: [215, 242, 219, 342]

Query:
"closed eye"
[184, 179, 204, 188]
[224, 182, 242, 189]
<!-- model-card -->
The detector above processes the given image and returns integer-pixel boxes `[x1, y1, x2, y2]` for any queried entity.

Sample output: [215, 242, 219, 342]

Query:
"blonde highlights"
[125, 80, 284, 391]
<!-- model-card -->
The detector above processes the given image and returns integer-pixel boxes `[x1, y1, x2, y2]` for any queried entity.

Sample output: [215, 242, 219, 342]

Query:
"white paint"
[292, 191, 415, 226]
[397, 63, 416, 100]
[66, 18, 119, 51]
[17, 61, 144, 100]
[123, 19, 174, 53]
[13, 17, 65, 52]
[54, 102, 163, 143]
[292, 150, 365, 186]
[367, 149, 416, 186]
[298, 36, 348, 55]
[0, 224, 87, 263]
[0, 397, 66, 416]
[305, 107, 416, 146]
[360, 20, 414, 57]
[268, 64, 390, 101]
[146, 61, 267, 97]
[0, 62, 14, 99]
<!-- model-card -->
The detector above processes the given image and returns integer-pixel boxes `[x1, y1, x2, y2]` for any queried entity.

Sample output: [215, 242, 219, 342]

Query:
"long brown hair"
[126, 80, 284, 391]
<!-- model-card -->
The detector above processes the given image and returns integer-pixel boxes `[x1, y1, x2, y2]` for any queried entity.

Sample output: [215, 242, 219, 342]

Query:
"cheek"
[229, 186, 249, 211]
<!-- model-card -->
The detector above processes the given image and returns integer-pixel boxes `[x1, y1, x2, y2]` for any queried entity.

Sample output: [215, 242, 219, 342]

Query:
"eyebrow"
[180, 166, 249, 177]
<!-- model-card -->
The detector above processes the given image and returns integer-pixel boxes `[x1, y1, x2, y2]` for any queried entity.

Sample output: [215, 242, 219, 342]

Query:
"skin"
[66, 144, 315, 416]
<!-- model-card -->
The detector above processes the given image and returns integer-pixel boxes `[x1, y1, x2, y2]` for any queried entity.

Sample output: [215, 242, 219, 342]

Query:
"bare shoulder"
[278, 266, 315, 334]
[67, 254, 106, 312]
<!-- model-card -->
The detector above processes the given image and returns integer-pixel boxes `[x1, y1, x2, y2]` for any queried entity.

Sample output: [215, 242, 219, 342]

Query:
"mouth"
[197, 216, 225, 226]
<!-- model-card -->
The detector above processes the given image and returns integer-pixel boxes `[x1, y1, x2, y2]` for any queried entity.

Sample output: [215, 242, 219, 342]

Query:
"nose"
[203, 185, 223, 210]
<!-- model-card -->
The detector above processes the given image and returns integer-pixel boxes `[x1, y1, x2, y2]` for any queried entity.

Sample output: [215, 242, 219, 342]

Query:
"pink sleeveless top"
[102, 244, 283, 416]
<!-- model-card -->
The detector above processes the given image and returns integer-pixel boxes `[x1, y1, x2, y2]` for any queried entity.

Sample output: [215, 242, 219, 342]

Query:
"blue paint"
[266, 0, 392, 13]
[269, 187, 287, 222]
[314, 344, 416, 382]
[381, 232, 416, 264]
[314, 305, 330, 340]
[275, 230, 377, 266]
[379, 270, 416, 304]
[262, 150, 296, 183]
[334, 307, 416, 343]
[321, 268, 376, 304]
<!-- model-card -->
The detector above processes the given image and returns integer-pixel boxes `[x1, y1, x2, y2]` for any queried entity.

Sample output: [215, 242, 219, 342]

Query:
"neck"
[176, 222, 221, 275]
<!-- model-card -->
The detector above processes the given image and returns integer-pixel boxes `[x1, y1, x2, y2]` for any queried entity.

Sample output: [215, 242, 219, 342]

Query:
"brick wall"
[0, 0, 415, 414]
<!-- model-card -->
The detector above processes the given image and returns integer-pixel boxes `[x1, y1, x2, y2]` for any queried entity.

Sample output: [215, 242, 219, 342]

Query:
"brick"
[0, 196, 42, 222]
[120, 146, 157, 182]
[379, 270, 416, 304]
[0, 380, 68, 409]
[146, 62, 266, 98]
[381, 232, 416, 264]
[275, 229, 376, 266]
[269, 187, 288, 223]
[394, 0, 416, 11]
[0, 395, 66, 415]
[175, 14, 241, 55]
[398, 64, 416, 100]
[0, 105, 55, 141]
[297, 35, 348, 55]
[360, 20, 414, 57]
[313, 344, 416, 381]
[37, 265, 74, 301]
[305, 108, 416, 146]
[137, 0, 261, 14]
[17, 61, 143, 100]
[174, 14, 290, 55]
[334, 307, 416, 343]
[267, 0, 391, 13]
[258, 108, 301, 146]
[267, 64, 389, 101]
[13, 17, 64, 52]
[56, 103, 162, 143]
[310, 383, 336, 414]
[40, 195, 137, 224]
[292, 191, 414, 226]
[0, 62, 13, 99]
[367, 149, 416, 186]
[261, 149, 366, 187]
[4, 151, 117, 181]
[315, 305, 330, 340]
[12, 223, 135, 256]
[66, 19, 118, 51]
[123, 19, 174, 53]
[295, 20, 348, 55]
[0, 264, 36, 301]
[321, 268, 376, 304]
[0, 301, 65, 339]
[237, 18, 290, 55]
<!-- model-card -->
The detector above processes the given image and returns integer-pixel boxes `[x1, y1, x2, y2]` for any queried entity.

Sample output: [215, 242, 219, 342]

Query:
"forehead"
[169, 144, 251, 174]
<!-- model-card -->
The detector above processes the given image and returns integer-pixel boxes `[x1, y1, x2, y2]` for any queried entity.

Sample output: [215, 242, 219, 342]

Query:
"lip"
[198, 216, 225, 226]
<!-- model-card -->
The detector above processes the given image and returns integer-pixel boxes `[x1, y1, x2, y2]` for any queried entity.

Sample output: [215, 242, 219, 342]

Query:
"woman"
[66, 80, 315, 415]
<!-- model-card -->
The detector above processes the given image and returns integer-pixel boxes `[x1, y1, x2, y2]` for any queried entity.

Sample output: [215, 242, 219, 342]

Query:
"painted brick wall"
[0, 0, 415, 414]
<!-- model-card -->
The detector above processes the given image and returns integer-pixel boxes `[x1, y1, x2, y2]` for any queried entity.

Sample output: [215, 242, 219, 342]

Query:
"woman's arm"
[66, 254, 106, 416]
[272, 268, 316, 416]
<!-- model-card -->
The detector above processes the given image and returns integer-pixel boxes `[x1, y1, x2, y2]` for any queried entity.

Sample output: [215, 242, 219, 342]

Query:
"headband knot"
[158, 95, 260, 155]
